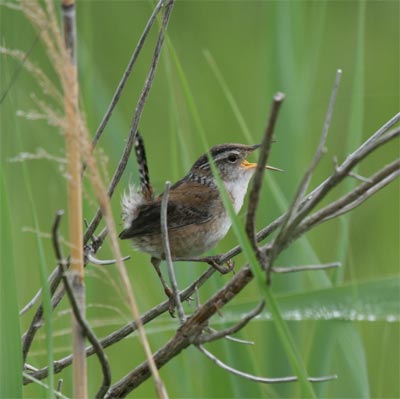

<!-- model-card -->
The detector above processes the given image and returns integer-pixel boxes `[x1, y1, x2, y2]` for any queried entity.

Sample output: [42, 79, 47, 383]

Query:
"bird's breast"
[223, 179, 249, 213]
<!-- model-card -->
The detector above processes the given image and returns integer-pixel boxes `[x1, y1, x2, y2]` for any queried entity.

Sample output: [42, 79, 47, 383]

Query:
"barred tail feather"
[134, 131, 153, 202]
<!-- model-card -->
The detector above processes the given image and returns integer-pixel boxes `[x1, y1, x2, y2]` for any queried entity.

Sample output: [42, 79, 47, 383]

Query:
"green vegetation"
[1, 1, 398, 398]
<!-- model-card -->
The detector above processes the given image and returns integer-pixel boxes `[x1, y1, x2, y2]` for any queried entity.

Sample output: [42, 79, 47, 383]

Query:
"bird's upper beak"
[241, 159, 283, 172]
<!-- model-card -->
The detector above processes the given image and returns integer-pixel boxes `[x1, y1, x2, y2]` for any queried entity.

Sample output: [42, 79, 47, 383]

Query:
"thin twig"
[22, 263, 64, 363]
[0, 34, 40, 104]
[22, 372, 70, 399]
[245, 92, 285, 254]
[348, 112, 400, 159]
[293, 160, 400, 238]
[287, 127, 399, 235]
[56, 379, 63, 396]
[19, 280, 47, 316]
[195, 301, 264, 344]
[197, 345, 337, 384]
[321, 171, 398, 221]
[160, 181, 186, 323]
[348, 171, 372, 183]
[52, 211, 111, 399]
[90, 0, 165, 150]
[86, 251, 130, 266]
[272, 262, 341, 274]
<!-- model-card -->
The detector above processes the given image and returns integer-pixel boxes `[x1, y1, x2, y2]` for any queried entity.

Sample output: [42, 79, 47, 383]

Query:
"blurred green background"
[1, 1, 399, 398]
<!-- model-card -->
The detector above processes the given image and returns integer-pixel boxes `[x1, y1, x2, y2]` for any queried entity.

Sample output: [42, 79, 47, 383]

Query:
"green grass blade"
[335, 0, 366, 286]
[0, 172, 22, 398]
[1, 51, 54, 398]
[14, 110, 55, 399]
[227, 276, 399, 323]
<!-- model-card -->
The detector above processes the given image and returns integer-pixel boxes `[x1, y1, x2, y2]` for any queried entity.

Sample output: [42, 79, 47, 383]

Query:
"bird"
[119, 138, 281, 314]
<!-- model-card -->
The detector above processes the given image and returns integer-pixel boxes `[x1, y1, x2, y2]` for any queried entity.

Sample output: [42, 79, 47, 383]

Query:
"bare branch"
[161, 181, 186, 323]
[195, 301, 264, 344]
[294, 160, 400, 238]
[348, 112, 400, 158]
[245, 92, 285, 253]
[197, 345, 337, 384]
[322, 171, 398, 220]
[288, 127, 399, 232]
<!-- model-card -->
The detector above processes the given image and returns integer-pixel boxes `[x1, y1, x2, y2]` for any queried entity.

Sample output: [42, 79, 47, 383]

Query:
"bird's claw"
[207, 257, 235, 274]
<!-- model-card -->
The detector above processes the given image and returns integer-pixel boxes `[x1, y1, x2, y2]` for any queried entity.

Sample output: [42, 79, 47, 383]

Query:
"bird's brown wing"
[119, 181, 220, 239]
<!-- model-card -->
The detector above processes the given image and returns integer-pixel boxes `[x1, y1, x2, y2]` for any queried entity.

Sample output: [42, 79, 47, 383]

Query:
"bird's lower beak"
[241, 159, 283, 172]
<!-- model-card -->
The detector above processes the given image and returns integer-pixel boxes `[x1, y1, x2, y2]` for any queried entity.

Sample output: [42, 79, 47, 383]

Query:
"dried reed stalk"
[60, 0, 87, 397]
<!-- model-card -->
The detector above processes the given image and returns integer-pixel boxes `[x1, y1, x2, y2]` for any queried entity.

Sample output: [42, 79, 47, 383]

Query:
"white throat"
[223, 173, 253, 213]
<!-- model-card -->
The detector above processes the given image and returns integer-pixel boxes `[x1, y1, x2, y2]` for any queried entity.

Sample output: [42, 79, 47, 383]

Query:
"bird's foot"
[164, 287, 176, 318]
[205, 256, 235, 275]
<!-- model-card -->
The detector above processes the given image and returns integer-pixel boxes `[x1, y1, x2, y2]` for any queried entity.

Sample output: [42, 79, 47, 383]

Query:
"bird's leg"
[174, 255, 234, 275]
[150, 257, 175, 317]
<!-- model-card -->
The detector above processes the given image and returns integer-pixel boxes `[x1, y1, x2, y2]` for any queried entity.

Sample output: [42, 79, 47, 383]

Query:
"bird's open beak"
[241, 159, 283, 172]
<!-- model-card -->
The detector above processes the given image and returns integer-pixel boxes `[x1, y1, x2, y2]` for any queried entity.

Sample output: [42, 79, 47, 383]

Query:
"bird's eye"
[227, 154, 238, 163]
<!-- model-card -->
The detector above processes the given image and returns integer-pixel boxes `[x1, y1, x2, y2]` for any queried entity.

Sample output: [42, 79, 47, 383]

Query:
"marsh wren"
[119, 143, 280, 306]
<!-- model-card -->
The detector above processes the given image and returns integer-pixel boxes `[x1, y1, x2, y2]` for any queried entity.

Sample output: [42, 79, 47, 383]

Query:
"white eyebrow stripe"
[214, 150, 241, 162]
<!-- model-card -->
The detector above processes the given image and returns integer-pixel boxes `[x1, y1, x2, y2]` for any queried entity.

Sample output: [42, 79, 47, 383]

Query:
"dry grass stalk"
[59, 0, 87, 397]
